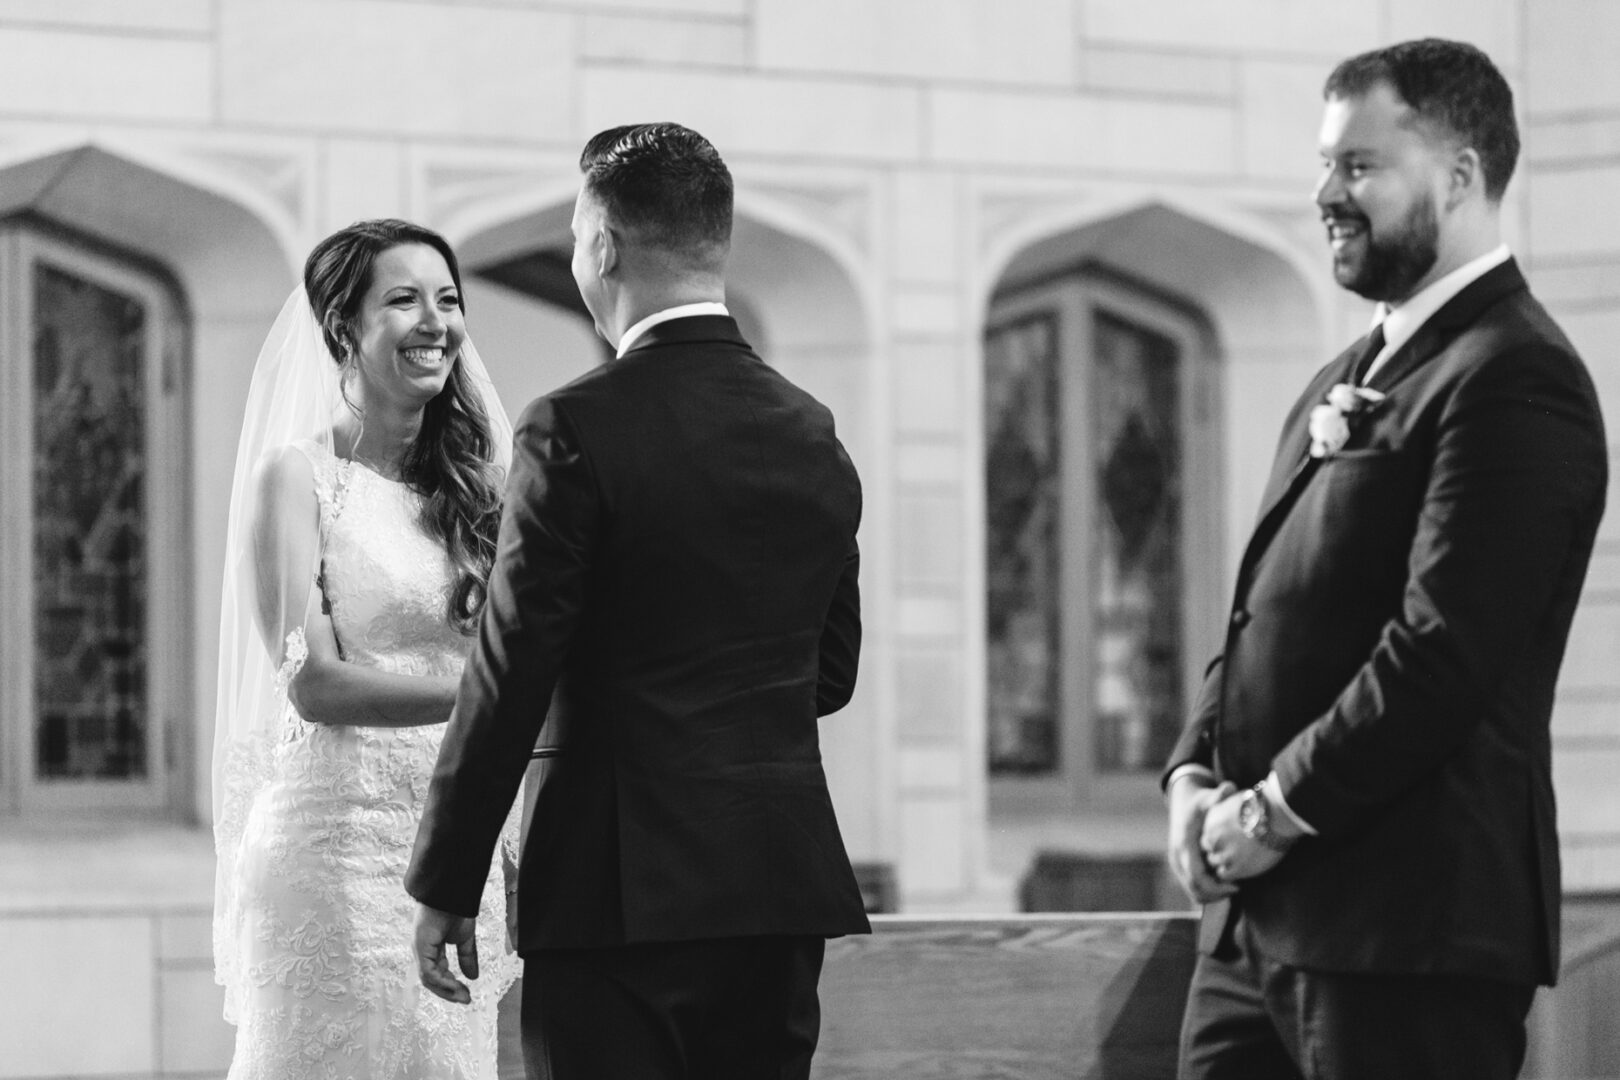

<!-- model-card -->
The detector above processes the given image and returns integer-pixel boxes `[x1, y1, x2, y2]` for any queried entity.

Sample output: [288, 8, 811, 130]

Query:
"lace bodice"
[218, 440, 517, 1080]
[312, 444, 468, 677]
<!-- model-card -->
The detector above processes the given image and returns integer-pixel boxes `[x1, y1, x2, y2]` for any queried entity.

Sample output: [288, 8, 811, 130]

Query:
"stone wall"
[0, 1, 1612, 929]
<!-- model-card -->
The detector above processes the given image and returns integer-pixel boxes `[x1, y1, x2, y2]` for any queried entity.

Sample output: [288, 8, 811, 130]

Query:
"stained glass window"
[985, 283, 1194, 789]
[985, 313, 1062, 774]
[1090, 312, 1184, 772]
[32, 262, 150, 780]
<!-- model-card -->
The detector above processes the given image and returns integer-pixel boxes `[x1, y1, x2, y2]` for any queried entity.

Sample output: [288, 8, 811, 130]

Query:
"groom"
[1165, 39, 1607, 1079]
[407, 123, 870, 1078]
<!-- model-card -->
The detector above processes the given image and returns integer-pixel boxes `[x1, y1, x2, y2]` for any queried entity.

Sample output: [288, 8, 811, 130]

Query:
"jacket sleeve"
[1161, 653, 1222, 789]
[816, 540, 861, 717]
[1273, 343, 1608, 837]
[1158, 366, 1335, 792]
[406, 396, 599, 917]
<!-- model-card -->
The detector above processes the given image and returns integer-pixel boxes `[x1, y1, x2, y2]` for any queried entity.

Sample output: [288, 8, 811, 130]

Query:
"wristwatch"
[1237, 785, 1296, 853]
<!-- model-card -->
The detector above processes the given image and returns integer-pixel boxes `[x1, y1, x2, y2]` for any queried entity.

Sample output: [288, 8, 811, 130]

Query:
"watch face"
[1238, 790, 1262, 834]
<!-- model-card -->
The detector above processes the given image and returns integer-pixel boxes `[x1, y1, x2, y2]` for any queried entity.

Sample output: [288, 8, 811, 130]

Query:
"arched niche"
[982, 196, 1328, 620]
[973, 196, 1328, 885]
[987, 197, 1328, 360]
[0, 142, 299, 823]
[446, 189, 882, 857]
[0, 143, 298, 313]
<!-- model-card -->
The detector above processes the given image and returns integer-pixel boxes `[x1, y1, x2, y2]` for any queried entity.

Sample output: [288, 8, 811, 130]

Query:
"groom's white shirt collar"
[1361, 243, 1511, 383]
[616, 301, 730, 358]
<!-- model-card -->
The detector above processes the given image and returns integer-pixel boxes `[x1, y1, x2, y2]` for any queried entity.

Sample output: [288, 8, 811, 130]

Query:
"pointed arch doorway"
[986, 266, 1219, 808]
[977, 198, 1325, 902]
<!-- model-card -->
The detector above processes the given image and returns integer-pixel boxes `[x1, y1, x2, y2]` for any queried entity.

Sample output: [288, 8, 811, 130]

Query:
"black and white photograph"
[0, 2, 1616, 1078]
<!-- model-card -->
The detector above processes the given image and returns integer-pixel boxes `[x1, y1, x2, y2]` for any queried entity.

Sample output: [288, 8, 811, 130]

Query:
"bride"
[212, 219, 519, 1079]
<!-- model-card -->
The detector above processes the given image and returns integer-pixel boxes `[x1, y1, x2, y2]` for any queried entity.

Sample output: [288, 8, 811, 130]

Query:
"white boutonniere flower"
[1308, 383, 1387, 459]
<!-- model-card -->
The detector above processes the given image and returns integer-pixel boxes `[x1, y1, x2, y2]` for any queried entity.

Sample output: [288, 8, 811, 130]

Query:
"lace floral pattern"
[220, 442, 519, 1080]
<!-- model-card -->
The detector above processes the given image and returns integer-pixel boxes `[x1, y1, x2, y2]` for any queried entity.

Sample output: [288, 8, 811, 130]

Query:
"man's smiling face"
[1313, 81, 1453, 303]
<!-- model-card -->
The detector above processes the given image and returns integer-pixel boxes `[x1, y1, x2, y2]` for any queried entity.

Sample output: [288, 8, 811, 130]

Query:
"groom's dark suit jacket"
[1165, 259, 1606, 986]
[407, 314, 871, 950]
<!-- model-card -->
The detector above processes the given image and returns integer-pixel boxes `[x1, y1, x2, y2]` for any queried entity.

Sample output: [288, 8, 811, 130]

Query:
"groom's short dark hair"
[1325, 38, 1520, 203]
[580, 123, 733, 264]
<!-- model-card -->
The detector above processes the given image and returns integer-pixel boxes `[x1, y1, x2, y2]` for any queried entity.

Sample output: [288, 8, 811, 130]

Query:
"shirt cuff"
[1261, 771, 1317, 836]
[1166, 764, 1217, 791]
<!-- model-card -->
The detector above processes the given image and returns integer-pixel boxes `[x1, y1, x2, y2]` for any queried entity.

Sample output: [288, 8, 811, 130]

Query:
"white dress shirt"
[616, 301, 730, 358]
[1170, 243, 1515, 835]
[1361, 243, 1511, 383]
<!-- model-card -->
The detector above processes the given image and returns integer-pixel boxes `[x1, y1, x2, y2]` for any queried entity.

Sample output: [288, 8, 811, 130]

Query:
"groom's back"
[556, 326, 856, 687]
[517, 313, 870, 949]
[411, 123, 866, 1080]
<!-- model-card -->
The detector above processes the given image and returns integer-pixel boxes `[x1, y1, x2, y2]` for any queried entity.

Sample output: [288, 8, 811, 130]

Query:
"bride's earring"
[335, 335, 367, 458]
[338, 335, 363, 396]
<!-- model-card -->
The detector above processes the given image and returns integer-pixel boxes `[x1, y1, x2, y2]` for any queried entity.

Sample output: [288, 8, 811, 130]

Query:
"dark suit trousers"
[1179, 913, 1535, 1080]
[520, 935, 825, 1080]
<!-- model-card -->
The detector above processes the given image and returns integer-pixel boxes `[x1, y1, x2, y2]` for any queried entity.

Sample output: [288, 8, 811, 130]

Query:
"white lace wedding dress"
[220, 440, 518, 1080]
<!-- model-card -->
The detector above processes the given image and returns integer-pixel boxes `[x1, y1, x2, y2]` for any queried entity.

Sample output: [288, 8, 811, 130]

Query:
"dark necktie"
[1351, 323, 1387, 386]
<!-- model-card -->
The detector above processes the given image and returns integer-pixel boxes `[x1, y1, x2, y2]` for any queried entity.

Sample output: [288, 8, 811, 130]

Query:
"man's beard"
[1328, 195, 1440, 302]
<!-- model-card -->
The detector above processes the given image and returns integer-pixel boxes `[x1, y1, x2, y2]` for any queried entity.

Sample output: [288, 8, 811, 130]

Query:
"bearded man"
[1164, 38, 1607, 1080]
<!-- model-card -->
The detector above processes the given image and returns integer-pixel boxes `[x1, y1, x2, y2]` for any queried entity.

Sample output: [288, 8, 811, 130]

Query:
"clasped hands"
[1167, 777, 1293, 905]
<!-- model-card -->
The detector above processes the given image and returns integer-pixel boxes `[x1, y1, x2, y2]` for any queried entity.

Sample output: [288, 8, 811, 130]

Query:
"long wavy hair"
[303, 218, 503, 633]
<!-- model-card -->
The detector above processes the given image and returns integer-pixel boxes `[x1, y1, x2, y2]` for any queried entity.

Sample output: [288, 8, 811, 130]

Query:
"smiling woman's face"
[349, 242, 466, 410]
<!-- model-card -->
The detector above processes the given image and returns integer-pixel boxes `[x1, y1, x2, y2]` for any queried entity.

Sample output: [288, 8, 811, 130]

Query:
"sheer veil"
[210, 287, 513, 1022]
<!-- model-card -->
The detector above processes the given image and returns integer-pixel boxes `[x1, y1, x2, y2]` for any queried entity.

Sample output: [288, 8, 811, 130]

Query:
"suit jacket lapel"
[1251, 338, 1367, 524]
[1232, 344, 1362, 596]
[1362, 257, 1528, 396]
[1234, 258, 1530, 595]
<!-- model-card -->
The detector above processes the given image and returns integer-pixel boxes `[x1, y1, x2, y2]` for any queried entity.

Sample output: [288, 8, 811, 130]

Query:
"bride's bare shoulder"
[251, 441, 325, 524]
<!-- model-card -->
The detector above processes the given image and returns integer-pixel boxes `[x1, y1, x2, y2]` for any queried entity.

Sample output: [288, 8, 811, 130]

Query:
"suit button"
[1230, 609, 1251, 628]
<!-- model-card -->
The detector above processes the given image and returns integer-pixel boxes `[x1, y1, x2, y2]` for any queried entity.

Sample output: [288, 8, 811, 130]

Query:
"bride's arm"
[250, 446, 459, 728]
